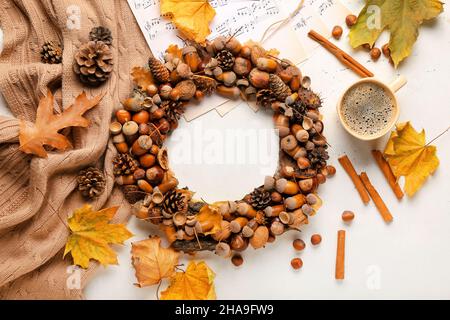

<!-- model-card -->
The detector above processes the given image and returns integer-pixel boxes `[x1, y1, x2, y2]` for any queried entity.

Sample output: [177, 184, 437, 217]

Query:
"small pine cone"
[193, 75, 217, 95]
[40, 41, 63, 64]
[123, 185, 146, 204]
[113, 154, 138, 176]
[289, 101, 308, 124]
[269, 74, 292, 101]
[89, 26, 113, 46]
[256, 89, 277, 108]
[216, 50, 235, 71]
[298, 87, 322, 109]
[161, 100, 186, 126]
[308, 146, 329, 169]
[163, 189, 189, 215]
[248, 187, 272, 210]
[73, 41, 113, 86]
[148, 57, 170, 83]
[77, 167, 106, 199]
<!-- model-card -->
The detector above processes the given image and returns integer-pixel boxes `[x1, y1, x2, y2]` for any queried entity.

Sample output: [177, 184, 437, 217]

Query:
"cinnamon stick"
[338, 155, 370, 204]
[308, 30, 374, 78]
[371, 150, 404, 200]
[360, 172, 393, 223]
[335, 230, 346, 280]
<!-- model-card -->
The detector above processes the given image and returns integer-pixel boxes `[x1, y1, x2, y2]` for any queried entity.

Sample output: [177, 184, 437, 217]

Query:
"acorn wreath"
[109, 36, 335, 260]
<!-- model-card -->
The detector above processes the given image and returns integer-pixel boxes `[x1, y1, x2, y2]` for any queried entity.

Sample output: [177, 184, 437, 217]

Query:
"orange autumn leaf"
[19, 90, 103, 158]
[131, 236, 180, 287]
[166, 44, 183, 60]
[196, 204, 223, 236]
[160, 261, 216, 300]
[160, 0, 216, 44]
[131, 66, 155, 91]
[64, 205, 133, 269]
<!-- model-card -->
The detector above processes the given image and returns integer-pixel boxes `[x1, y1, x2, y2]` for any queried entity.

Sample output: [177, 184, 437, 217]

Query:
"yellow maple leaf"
[160, 261, 216, 300]
[64, 205, 133, 269]
[384, 122, 440, 197]
[349, 0, 443, 67]
[160, 0, 216, 44]
[196, 204, 223, 236]
[131, 236, 180, 287]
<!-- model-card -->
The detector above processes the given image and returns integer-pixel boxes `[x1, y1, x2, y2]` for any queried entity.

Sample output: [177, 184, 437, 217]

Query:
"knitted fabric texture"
[0, 0, 151, 299]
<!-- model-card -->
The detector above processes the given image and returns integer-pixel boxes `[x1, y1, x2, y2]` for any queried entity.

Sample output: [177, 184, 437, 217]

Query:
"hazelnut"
[159, 84, 172, 99]
[342, 210, 355, 222]
[116, 110, 131, 124]
[233, 57, 252, 76]
[146, 84, 158, 97]
[139, 123, 150, 135]
[133, 168, 146, 180]
[248, 68, 270, 89]
[146, 166, 164, 185]
[370, 47, 381, 61]
[382, 43, 391, 58]
[326, 165, 336, 177]
[231, 254, 244, 267]
[291, 258, 303, 270]
[332, 25, 343, 39]
[293, 239, 306, 251]
[139, 154, 156, 168]
[256, 57, 278, 72]
[345, 14, 357, 27]
[132, 110, 150, 124]
[311, 234, 322, 246]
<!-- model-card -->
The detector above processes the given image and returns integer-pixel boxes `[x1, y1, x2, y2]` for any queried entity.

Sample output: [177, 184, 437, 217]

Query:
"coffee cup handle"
[389, 75, 407, 93]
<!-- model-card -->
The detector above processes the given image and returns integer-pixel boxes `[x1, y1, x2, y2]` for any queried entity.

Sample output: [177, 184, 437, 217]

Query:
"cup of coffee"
[337, 76, 406, 141]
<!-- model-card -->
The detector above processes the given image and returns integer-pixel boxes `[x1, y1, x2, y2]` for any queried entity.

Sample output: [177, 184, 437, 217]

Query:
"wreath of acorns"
[108, 35, 335, 260]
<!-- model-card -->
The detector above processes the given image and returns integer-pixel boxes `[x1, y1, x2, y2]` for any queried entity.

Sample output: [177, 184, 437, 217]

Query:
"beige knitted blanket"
[0, 0, 151, 299]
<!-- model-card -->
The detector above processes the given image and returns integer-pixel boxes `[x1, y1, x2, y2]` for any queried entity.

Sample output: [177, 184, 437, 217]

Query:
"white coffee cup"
[337, 76, 407, 141]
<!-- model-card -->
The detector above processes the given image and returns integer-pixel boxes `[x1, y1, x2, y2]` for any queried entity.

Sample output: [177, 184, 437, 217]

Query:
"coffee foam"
[341, 83, 395, 136]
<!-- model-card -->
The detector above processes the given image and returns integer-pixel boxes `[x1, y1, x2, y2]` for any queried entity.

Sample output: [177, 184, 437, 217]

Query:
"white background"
[1, 1, 449, 299]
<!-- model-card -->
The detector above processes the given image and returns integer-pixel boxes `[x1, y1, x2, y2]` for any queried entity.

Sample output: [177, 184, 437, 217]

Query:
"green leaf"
[349, 0, 444, 67]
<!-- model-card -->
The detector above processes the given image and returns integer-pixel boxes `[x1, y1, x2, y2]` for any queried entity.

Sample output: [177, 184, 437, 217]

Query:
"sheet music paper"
[127, 0, 350, 120]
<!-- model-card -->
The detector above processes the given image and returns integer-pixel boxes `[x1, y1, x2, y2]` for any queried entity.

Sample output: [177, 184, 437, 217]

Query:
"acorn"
[270, 220, 285, 236]
[109, 121, 122, 135]
[217, 85, 240, 99]
[216, 71, 237, 87]
[256, 57, 278, 72]
[233, 57, 252, 76]
[131, 135, 153, 156]
[285, 194, 306, 210]
[249, 68, 270, 89]
[182, 46, 201, 72]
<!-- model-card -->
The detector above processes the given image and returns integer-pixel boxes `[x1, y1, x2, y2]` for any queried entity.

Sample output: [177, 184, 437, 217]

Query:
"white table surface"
[1, 1, 449, 300]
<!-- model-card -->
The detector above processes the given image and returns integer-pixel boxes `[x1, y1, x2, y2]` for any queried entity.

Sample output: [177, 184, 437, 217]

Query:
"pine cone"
[148, 57, 170, 83]
[161, 100, 185, 126]
[113, 154, 138, 176]
[298, 87, 322, 109]
[269, 74, 291, 101]
[216, 50, 235, 71]
[40, 41, 63, 64]
[308, 146, 329, 169]
[248, 187, 272, 210]
[256, 89, 277, 108]
[89, 26, 113, 46]
[73, 41, 113, 86]
[163, 190, 189, 215]
[123, 185, 146, 204]
[193, 75, 217, 95]
[77, 167, 106, 199]
[290, 101, 308, 124]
